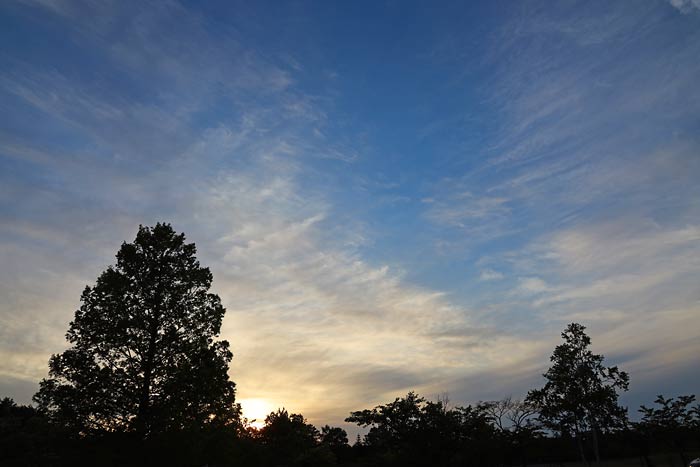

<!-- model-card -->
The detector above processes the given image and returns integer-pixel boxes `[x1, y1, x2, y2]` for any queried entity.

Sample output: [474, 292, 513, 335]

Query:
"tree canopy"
[34, 223, 239, 437]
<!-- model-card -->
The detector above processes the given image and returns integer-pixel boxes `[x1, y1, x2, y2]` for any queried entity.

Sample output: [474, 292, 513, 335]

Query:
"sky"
[1, 0, 699, 433]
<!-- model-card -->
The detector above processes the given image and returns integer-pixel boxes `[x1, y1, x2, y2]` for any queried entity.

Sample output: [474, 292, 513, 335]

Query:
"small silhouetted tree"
[33, 223, 239, 439]
[637, 394, 697, 466]
[346, 391, 426, 452]
[321, 424, 348, 451]
[526, 323, 629, 466]
[319, 425, 349, 463]
[481, 397, 540, 466]
[258, 409, 321, 464]
[346, 392, 497, 466]
[0, 397, 62, 465]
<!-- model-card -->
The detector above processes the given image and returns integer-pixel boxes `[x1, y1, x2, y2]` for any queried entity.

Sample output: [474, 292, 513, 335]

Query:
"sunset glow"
[239, 398, 275, 429]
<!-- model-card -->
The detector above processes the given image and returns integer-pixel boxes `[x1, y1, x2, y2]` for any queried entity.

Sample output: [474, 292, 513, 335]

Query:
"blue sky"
[1, 0, 699, 431]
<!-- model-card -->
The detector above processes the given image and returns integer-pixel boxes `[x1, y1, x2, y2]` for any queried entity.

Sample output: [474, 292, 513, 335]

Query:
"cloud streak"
[668, 0, 700, 13]
[0, 0, 538, 429]
[419, 0, 700, 406]
[0, 0, 698, 430]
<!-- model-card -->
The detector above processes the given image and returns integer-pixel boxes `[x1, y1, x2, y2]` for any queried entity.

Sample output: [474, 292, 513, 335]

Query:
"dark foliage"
[636, 394, 699, 466]
[345, 391, 501, 466]
[256, 409, 325, 465]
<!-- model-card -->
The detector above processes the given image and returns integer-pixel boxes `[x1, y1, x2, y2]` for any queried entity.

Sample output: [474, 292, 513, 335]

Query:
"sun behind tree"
[34, 223, 239, 438]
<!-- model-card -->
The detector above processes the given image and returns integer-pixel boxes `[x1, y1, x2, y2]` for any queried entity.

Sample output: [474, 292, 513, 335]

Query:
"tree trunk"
[591, 427, 601, 467]
[672, 438, 687, 467]
[520, 444, 528, 467]
[136, 324, 158, 437]
[639, 432, 654, 467]
[576, 432, 589, 467]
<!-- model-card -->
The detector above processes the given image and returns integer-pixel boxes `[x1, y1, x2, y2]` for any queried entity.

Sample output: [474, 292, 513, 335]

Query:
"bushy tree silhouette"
[258, 409, 325, 465]
[34, 223, 239, 438]
[320, 425, 348, 449]
[346, 392, 498, 466]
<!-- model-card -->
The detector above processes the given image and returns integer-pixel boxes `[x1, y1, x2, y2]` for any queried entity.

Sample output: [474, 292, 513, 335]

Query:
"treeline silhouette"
[2, 390, 699, 466]
[1, 224, 698, 466]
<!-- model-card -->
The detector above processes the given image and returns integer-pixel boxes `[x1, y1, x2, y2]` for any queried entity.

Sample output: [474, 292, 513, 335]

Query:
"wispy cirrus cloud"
[479, 269, 504, 281]
[1, 0, 699, 430]
[418, 0, 700, 403]
[0, 0, 541, 430]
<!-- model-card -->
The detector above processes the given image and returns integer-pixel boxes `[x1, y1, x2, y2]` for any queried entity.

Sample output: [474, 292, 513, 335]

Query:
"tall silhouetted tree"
[526, 323, 629, 466]
[34, 223, 239, 438]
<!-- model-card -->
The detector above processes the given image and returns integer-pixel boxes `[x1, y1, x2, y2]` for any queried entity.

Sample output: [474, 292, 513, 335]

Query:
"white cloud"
[517, 277, 550, 294]
[544, 223, 700, 275]
[501, 217, 700, 390]
[479, 269, 504, 281]
[669, 0, 700, 13]
[0, 27, 539, 428]
[429, 195, 509, 225]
